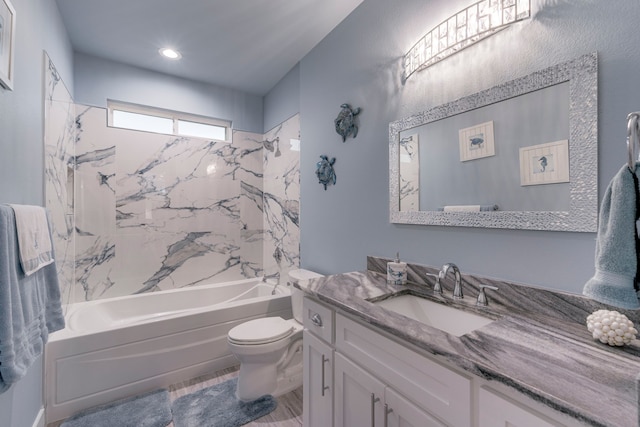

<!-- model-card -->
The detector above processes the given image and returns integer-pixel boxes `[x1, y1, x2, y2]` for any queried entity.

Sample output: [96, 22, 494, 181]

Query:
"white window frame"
[107, 100, 231, 141]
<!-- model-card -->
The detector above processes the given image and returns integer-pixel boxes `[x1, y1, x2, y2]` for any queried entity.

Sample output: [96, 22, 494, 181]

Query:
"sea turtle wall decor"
[316, 155, 336, 190]
[334, 103, 361, 142]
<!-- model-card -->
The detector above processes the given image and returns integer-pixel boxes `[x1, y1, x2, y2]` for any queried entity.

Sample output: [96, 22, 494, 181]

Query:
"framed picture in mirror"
[519, 140, 570, 186]
[458, 121, 495, 162]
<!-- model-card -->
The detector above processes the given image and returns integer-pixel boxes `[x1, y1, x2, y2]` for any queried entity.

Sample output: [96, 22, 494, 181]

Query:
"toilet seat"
[228, 317, 294, 345]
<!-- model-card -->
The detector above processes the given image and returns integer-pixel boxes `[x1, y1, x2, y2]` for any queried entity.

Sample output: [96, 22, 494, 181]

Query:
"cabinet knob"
[311, 312, 323, 327]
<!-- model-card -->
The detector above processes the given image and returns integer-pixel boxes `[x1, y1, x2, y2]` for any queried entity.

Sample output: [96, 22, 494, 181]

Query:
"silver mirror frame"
[389, 53, 598, 232]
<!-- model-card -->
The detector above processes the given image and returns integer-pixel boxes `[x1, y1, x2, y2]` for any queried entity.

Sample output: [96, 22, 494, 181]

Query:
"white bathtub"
[45, 278, 292, 424]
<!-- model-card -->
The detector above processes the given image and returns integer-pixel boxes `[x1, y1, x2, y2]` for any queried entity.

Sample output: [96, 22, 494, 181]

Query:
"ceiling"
[55, 0, 364, 96]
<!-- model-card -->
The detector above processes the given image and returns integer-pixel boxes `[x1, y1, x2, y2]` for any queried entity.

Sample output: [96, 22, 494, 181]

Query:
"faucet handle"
[425, 273, 443, 295]
[477, 284, 499, 307]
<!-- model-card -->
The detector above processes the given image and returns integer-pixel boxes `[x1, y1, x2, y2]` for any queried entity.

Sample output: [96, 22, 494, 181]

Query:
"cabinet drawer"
[303, 297, 334, 344]
[479, 387, 567, 427]
[336, 313, 471, 427]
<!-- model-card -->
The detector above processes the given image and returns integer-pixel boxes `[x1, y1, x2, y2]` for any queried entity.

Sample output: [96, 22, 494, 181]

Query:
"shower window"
[112, 110, 173, 134]
[177, 119, 226, 140]
[108, 100, 231, 141]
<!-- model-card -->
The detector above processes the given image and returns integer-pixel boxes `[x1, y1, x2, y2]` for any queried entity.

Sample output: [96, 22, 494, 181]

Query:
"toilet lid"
[228, 317, 294, 344]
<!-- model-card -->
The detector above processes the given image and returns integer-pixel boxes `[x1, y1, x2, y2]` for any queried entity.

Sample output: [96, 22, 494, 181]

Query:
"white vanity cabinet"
[303, 331, 333, 427]
[303, 297, 335, 427]
[335, 352, 446, 427]
[335, 313, 471, 427]
[334, 352, 385, 427]
[303, 296, 470, 427]
[303, 296, 587, 427]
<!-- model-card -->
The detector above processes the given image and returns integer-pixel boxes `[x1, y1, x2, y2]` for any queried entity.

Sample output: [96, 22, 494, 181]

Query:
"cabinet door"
[334, 353, 385, 427]
[303, 331, 334, 427]
[479, 387, 564, 427]
[336, 314, 471, 426]
[385, 387, 447, 427]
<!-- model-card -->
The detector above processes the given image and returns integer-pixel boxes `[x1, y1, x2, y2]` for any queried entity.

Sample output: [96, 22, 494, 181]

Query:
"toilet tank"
[288, 269, 324, 323]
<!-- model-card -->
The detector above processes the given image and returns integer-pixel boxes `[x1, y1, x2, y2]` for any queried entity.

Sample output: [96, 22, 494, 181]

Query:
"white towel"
[8, 204, 54, 276]
[444, 205, 482, 212]
[442, 204, 498, 212]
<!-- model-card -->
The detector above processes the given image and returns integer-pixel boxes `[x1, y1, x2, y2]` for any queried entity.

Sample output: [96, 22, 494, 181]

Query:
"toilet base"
[273, 359, 303, 397]
[236, 345, 303, 401]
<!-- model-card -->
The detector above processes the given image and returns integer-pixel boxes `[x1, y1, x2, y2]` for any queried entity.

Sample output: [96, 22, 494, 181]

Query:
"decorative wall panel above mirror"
[389, 53, 598, 232]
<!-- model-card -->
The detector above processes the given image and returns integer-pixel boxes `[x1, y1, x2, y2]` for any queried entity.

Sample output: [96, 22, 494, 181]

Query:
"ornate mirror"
[389, 53, 597, 232]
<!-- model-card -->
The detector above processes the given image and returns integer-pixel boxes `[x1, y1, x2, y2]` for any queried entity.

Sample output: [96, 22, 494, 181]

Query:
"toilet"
[227, 268, 323, 401]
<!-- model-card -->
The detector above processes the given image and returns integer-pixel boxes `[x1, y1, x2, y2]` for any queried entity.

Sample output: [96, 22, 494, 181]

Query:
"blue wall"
[263, 63, 300, 133]
[74, 52, 265, 133]
[297, 0, 640, 295]
[0, 0, 73, 425]
[0, 0, 73, 205]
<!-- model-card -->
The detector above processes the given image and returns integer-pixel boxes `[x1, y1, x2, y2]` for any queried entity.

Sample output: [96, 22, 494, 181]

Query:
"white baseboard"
[33, 407, 45, 427]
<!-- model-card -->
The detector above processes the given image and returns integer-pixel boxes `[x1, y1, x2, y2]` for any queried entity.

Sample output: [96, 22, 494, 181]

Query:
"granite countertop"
[301, 269, 640, 427]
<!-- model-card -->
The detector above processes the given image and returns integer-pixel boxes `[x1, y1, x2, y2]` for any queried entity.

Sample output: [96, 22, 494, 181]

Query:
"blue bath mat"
[171, 377, 277, 427]
[60, 388, 172, 427]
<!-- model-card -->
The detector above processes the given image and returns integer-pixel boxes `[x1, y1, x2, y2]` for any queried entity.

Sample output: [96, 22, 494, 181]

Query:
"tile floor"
[47, 365, 303, 427]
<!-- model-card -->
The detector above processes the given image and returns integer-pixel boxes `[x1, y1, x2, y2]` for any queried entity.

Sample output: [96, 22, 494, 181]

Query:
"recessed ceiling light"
[159, 48, 181, 60]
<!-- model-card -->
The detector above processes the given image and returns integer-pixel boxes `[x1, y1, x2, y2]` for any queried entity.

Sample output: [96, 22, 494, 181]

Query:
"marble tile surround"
[43, 53, 75, 306]
[44, 57, 300, 302]
[261, 118, 301, 281]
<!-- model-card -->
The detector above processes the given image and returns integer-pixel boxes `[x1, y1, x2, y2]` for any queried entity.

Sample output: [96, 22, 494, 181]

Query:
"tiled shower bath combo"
[43, 53, 303, 423]
[44, 53, 300, 304]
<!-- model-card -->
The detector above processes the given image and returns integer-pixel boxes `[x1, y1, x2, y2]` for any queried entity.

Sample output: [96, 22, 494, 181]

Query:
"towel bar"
[627, 112, 640, 170]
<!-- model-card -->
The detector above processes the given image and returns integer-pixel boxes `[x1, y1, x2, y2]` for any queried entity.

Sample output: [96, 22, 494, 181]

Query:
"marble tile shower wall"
[44, 58, 300, 303]
[73, 106, 263, 301]
[44, 54, 75, 306]
[261, 116, 300, 281]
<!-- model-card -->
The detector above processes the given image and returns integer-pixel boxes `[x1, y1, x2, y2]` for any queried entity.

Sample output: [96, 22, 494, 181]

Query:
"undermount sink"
[372, 294, 494, 337]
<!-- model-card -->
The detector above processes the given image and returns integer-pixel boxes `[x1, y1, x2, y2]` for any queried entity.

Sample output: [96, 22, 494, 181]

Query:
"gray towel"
[0, 205, 65, 394]
[583, 164, 640, 309]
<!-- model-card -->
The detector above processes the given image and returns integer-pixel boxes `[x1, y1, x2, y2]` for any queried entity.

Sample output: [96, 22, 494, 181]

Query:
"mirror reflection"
[399, 134, 420, 211]
[400, 82, 569, 212]
[389, 53, 598, 231]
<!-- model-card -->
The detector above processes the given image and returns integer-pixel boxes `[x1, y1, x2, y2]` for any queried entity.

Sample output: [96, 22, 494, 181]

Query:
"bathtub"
[44, 278, 292, 424]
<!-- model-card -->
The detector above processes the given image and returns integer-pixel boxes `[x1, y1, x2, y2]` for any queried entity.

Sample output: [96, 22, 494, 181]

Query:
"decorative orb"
[586, 310, 637, 346]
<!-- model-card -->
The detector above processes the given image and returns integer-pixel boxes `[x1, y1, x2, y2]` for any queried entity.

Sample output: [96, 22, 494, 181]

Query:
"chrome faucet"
[262, 272, 281, 295]
[440, 263, 463, 300]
